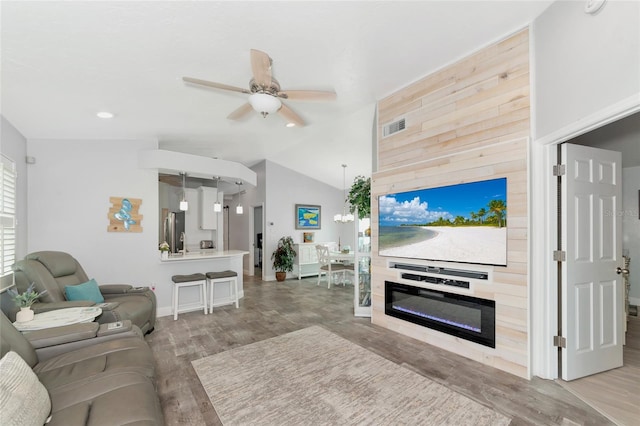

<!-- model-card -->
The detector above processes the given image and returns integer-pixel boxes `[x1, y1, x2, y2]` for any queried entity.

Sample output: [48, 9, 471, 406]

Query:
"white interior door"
[561, 143, 623, 380]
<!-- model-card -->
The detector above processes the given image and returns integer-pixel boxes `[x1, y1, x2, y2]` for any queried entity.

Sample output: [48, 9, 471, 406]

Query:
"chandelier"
[334, 164, 355, 223]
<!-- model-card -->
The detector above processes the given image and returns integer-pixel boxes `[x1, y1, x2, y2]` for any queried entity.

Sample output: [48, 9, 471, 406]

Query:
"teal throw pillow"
[65, 279, 104, 303]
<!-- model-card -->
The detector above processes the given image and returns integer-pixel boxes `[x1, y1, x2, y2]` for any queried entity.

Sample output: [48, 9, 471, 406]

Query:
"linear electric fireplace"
[385, 281, 495, 348]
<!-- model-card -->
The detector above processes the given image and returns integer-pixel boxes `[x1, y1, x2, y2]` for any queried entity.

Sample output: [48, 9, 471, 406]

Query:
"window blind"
[0, 154, 17, 281]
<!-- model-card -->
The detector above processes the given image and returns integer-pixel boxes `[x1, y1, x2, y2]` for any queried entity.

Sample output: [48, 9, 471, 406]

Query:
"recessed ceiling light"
[285, 122, 296, 128]
[96, 111, 114, 119]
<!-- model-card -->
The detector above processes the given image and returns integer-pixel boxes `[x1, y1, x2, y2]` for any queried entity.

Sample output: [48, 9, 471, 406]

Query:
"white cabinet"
[294, 243, 319, 279]
[198, 187, 217, 230]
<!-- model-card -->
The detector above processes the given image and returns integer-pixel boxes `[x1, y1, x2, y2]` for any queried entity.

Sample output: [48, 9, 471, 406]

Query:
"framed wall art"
[108, 197, 143, 232]
[295, 204, 321, 230]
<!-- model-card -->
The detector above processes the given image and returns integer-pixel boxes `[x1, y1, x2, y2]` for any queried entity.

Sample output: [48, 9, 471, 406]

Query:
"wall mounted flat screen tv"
[378, 177, 507, 266]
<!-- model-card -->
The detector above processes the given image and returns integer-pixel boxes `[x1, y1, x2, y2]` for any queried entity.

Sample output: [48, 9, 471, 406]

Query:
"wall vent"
[383, 118, 406, 137]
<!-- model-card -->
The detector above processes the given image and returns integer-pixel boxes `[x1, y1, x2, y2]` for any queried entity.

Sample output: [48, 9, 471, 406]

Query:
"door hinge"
[553, 335, 566, 348]
[553, 164, 566, 176]
[553, 250, 566, 262]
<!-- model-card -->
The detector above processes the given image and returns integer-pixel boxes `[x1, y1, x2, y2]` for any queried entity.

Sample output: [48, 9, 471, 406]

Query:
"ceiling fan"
[183, 49, 336, 127]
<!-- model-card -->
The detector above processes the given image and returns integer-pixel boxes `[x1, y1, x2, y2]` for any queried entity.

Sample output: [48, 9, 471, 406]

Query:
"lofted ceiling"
[0, 1, 553, 189]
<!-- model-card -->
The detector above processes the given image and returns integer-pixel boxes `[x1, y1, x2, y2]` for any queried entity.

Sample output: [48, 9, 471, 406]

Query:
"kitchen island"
[158, 250, 248, 316]
[160, 249, 248, 263]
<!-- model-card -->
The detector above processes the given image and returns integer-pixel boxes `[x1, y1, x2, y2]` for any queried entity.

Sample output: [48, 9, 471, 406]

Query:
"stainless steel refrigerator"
[164, 211, 185, 253]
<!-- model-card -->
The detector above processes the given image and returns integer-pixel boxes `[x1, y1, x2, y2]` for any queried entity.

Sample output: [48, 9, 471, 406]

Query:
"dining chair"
[315, 245, 347, 289]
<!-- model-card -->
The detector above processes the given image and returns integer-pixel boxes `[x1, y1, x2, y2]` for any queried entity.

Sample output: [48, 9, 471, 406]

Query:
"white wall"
[530, 1, 640, 378]
[1, 116, 28, 260]
[533, 0, 640, 140]
[25, 138, 167, 301]
[623, 166, 640, 304]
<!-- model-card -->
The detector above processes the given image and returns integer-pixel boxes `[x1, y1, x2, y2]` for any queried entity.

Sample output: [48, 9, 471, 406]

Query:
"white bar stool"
[171, 273, 207, 320]
[205, 270, 239, 312]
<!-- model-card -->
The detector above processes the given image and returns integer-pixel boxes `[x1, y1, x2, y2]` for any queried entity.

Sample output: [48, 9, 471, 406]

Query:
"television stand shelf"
[390, 262, 488, 280]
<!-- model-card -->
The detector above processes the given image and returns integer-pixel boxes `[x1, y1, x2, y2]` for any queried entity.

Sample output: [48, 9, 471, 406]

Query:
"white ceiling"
[0, 1, 553, 189]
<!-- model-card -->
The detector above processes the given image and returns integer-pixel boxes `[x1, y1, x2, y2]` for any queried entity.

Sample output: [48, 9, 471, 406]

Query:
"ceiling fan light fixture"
[249, 93, 281, 116]
[96, 111, 114, 119]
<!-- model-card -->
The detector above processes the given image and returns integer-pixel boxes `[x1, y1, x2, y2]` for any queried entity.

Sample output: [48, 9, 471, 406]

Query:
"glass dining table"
[326, 251, 355, 285]
[328, 251, 355, 262]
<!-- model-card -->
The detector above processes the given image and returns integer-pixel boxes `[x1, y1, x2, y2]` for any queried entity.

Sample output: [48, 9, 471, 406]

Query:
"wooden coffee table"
[13, 306, 102, 332]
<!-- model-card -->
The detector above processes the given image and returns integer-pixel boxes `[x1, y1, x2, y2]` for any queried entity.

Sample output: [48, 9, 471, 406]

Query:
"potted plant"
[159, 241, 170, 260]
[347, 175, 371, 220]
[7, 283, 47, 322]
[271, 236, 297, 282]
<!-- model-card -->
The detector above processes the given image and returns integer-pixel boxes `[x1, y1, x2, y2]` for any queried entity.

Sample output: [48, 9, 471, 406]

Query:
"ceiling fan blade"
[182, 77, 250, 94]
[227, 103, 254, 121]
[277, 90, 337, 101]
[277, 103, 305, 127]
[250, 49, 272, 88]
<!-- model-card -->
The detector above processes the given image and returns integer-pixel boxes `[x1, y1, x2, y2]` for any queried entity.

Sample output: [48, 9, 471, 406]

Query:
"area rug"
[192, 326, 510, 425]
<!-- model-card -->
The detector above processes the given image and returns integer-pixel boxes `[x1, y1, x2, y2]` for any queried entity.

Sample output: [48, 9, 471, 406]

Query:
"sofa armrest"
[96, 320, 133, 337]
[125, 286, 152, 294]
[28, 320, 141, 362]
[25, 322, 100, 348]
[95, 302, 121, 311]
[100, 284, 151, 295]
[99, 284, 133, 294]
[31, 300, 95, 314]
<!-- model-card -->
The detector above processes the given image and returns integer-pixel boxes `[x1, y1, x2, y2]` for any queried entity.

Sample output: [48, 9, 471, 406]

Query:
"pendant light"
[235, 181, 244, 215]
[179, 172, 189, 211]
[213, 176, 222, 213]
[334, 164, 354, 223]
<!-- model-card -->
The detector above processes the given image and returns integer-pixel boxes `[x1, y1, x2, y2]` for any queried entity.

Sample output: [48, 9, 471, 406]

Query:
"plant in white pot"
[159, 241, 170, 260]
[271, 236, 297, 282]
[7, 283, 47, 322]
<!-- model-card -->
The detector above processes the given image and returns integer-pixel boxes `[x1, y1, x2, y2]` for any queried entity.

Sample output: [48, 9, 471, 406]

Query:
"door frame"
[530, 95, 640, 379]
[248, 203, 265, 280]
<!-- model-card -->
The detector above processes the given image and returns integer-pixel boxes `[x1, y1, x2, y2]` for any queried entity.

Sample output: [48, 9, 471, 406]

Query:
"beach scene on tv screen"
[379, 178, 507, 266]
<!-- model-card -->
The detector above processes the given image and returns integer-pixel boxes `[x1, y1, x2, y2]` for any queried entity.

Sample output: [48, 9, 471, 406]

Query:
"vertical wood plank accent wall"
[372, 29, 530, 378]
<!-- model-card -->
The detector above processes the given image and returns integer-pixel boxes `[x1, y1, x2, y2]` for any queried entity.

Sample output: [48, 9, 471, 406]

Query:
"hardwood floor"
[559, 316, 640, 426]
[146, 275, 612, 425]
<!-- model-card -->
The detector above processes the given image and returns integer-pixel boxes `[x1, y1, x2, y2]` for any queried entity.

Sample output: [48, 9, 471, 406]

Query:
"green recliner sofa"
[13, 251, 156, 334]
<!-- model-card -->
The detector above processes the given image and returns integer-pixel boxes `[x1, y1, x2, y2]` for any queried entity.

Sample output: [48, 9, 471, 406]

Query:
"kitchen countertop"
[160, 249, 249, 262]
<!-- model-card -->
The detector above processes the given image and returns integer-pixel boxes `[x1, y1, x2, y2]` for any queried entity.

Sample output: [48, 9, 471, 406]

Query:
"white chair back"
[315, 245, 330, 266]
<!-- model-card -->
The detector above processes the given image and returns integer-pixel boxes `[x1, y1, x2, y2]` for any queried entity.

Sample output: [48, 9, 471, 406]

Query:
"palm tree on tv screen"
[477, 207, 486, 224]
[488, 199, 506, 228]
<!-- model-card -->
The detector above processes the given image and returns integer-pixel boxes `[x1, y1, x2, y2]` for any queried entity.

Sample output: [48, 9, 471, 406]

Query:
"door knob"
[616, 267, 629, 275]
